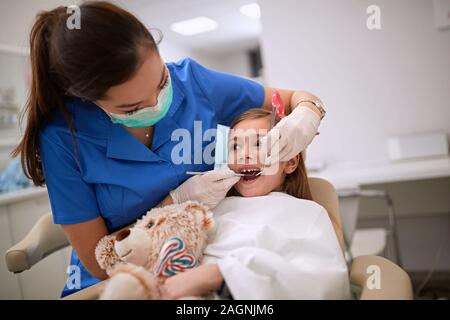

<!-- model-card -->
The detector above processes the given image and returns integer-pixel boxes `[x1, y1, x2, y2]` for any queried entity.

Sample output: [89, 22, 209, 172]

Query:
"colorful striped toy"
[155, 236, 197, 277]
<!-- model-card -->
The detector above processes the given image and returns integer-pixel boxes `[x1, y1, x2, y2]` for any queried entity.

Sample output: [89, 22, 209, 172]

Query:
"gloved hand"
[170, 168, 240, 209]
[259, 106, 321, 166]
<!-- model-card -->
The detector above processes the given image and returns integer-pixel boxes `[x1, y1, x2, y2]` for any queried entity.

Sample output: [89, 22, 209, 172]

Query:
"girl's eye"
[146, 222, 154, 229]
[230, 143, 241, 151]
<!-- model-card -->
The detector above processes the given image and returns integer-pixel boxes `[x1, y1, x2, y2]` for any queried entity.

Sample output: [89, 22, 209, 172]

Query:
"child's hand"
[159, 264, 223, 299]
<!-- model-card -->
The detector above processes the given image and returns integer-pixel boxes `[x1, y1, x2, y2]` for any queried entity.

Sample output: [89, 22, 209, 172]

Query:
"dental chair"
[338, 189, 403, 267]
[4, 177, 413, 300]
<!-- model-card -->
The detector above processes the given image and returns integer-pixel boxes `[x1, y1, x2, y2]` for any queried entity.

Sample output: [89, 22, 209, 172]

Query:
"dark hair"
[227, 108, 313, 200]
[12, 1, 160, 186]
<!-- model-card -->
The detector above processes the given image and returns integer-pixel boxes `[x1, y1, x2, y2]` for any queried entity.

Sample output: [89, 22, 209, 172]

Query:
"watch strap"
[297, 99, 326, 120]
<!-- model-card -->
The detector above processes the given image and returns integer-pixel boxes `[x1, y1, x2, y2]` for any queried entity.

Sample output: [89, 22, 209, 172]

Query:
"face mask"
[107, 70, 173, 128]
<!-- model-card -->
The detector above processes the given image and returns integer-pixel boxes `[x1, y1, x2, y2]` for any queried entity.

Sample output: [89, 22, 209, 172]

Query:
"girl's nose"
[237, 143, 256, 164]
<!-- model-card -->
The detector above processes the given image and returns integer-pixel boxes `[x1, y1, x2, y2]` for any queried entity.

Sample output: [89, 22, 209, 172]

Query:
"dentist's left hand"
[259, 106, 321, 165]
[169, 168, 240, 209]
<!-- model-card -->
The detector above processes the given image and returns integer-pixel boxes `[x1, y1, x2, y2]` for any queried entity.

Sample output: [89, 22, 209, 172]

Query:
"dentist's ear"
[284, 154, 300, 174]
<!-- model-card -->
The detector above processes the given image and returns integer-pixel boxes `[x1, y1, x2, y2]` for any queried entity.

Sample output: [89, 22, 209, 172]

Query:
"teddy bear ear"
[184, 201, 214, 231]
[95, 235, 121, 271]
[203, 210, 215, 231]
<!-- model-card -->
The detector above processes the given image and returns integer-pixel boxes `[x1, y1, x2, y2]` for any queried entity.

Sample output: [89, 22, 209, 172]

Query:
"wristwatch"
[297, 99, 326, 120]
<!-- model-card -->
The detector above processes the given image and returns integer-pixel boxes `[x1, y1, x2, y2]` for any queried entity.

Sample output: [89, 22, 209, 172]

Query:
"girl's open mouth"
[240, 168, 262, 183]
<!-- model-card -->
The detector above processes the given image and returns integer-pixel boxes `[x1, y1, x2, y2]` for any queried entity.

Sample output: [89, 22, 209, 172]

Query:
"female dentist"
[13, 1, 325, 297]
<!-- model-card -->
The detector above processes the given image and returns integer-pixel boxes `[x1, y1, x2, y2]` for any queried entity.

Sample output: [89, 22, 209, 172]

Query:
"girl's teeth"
[240, 169, 261, 180]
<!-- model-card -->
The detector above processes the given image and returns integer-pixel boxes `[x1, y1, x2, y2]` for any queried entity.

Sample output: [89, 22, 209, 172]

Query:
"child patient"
[161, 108, 351, 300]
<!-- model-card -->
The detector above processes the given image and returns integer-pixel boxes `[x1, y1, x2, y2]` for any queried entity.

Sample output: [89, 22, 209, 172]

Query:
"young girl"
[160, 109, 351, 300]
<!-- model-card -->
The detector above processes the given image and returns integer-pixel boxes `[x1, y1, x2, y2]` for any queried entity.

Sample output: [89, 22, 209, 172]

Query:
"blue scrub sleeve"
[188, 59, 265, 126]
[39, 132, 100, 224]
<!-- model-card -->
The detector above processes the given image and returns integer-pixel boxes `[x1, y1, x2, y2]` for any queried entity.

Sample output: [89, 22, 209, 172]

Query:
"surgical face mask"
[107, 70, 173, 128]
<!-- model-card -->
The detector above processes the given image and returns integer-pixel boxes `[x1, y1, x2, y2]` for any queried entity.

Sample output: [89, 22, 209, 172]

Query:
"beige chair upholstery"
[350, 255, 413, 299]
[4, 177, 413, 300]
[309, 177, 346, 252]
[309, 177, 412, 300]
[5, 213, 68, 273]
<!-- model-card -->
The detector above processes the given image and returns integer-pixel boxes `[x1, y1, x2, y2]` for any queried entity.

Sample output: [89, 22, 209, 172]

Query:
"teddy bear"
[94, 201, 214, 300]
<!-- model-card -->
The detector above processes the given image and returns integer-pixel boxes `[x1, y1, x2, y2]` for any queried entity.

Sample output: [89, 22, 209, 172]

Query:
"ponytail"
[11, 7, 73, 186]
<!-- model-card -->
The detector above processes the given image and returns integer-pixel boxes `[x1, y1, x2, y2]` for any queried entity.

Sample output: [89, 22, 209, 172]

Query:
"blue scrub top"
[38, 57, 265, 297]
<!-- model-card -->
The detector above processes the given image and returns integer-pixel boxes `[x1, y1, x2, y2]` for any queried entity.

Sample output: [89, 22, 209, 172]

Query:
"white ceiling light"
[239, 3, 261, 19]
[170, 16, 218, 36]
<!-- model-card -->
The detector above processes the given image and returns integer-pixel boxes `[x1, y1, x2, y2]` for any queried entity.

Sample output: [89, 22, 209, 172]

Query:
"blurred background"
[0, 0, 449, 299]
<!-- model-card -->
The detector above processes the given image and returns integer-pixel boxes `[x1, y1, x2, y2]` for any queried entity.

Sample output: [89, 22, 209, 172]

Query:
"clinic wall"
[258, 0, 450, 274]
[193, 50, 254, 78]
[159, 41, 254, 79]
[258, 0, 450, 167]
[0, 0, 76, 50]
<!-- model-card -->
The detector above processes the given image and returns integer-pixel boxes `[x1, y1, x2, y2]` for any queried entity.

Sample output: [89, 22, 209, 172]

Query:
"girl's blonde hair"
[227, 108, 313, 200]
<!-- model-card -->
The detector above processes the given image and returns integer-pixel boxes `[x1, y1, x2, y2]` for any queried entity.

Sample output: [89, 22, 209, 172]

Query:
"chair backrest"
[308, 177, 346, 252]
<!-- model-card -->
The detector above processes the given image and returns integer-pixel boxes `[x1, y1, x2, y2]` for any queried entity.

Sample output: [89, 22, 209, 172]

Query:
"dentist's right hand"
[169, 168, 240, 209]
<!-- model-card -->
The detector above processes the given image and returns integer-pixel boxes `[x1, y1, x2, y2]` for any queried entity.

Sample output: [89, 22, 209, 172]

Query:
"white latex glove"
[259, 106, 321, 165]
[170, 168, 240, 209]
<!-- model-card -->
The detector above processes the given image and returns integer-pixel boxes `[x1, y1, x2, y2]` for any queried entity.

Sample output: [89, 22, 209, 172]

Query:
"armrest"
[350, 255, 413, 300]
[5, 212, 69, 273]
